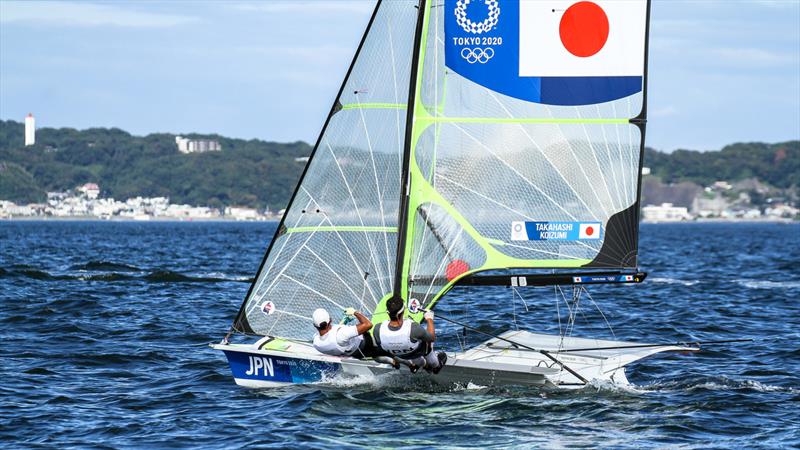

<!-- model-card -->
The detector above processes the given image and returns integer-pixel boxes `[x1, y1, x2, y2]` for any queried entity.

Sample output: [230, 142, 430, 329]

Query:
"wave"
[640, 376, 798, 394]
[0, 266, 252, 283]
[736, 279, 800, 290]
[70, 261, 143, 272]
[141, 270, 252, 283]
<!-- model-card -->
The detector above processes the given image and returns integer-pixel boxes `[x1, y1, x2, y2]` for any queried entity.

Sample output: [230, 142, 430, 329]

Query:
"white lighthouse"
[24, 113, 35, 146]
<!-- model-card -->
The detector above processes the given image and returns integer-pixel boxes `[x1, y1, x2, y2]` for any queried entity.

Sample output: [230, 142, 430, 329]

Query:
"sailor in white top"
[312, 308, 382, 359]
[373, 296, 447, 373]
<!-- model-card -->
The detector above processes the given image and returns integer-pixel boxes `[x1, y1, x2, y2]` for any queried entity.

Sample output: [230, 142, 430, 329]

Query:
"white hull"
[214, 330, 695, 389]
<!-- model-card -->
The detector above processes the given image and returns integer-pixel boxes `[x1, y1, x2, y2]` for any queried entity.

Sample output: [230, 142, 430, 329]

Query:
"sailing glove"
[344, 307, 356, 317]
[424, 311, 434, 320]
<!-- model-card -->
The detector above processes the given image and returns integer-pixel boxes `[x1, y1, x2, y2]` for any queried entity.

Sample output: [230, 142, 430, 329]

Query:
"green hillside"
[644, 142, 799, 189]
[0, 119, 797, 208]
[0, 120, 310, 208]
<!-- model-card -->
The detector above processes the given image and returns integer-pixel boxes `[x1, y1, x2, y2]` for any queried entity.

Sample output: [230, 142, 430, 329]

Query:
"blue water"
[1, 221, 798, 448]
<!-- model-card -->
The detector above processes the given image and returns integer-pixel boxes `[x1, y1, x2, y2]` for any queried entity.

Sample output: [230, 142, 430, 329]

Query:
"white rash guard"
[376, 319, 421, 357]
[313, 324, 363, 356]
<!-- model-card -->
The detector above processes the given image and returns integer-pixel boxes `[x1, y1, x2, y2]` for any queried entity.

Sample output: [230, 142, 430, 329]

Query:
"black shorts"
[398, 341, 432, 360]
[351, 333, 390, 359]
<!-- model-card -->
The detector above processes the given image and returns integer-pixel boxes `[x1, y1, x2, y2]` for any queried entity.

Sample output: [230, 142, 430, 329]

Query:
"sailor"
[312, 307, 384, 359]
[373, 296, 447, 373]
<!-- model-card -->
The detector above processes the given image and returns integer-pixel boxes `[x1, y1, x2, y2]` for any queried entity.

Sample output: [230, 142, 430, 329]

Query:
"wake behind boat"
[214, 0, 706, 389]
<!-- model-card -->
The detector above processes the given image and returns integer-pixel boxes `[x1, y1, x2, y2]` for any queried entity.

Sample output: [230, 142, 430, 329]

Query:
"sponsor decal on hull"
[573, 274, 636, 284]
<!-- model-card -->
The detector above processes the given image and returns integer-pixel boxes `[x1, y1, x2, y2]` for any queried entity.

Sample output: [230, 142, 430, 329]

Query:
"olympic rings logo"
[454, 0, 500, 35]
[460, 47, 495, 64]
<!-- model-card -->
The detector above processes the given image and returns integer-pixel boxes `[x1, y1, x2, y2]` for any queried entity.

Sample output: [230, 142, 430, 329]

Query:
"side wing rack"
[453, 271, 647, 287]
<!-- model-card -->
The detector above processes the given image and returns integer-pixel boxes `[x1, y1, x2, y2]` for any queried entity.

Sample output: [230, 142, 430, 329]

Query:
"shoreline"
[2, 216, 795, 224]
[642, 218, 796, 224]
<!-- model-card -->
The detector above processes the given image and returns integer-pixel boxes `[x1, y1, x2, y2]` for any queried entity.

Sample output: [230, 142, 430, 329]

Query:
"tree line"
[1, 119, 797, 208]
[0, 120, 310, 209]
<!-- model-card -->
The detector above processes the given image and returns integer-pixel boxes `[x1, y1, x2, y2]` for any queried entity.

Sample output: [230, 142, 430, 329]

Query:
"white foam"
[203, 271, 251, 281]
[318, 371, 390, 388]
[736, 279, 800, 290]
[583, 378, 646, 394]
[650, 277, 699, 286]
[643, 377, 797, 394]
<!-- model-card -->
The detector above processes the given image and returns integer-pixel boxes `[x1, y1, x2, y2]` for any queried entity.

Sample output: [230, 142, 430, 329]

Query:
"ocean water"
[1, 221, 798, 449]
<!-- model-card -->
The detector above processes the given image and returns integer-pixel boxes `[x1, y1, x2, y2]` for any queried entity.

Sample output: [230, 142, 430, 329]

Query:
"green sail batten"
[340, 103, 406, 110]
[284, 226, 397, 234]
[428, 117, 628, 124]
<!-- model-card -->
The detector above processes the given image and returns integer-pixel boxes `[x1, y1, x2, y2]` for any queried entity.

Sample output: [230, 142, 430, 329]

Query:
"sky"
[0, 0, 798, 152]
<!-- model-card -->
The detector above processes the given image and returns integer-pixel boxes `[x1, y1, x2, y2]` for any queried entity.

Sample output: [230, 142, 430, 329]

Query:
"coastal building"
[692, 195, 729, 218]
[224, 206, 261, 221]
[712, 181, 733, 191]
[175, 136, 221, 154]
[24, 113, 35, 146]
[77, 183, 100, 200]
[765, 204, 799, 219]
[642, 203, 690, 222]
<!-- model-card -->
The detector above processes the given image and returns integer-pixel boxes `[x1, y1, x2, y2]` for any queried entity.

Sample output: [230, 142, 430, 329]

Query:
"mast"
[393, 0, 428, 300]
[631, 0, 653, 267]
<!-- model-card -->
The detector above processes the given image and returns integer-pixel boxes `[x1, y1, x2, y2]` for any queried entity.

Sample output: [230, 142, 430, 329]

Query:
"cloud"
[234, 1, 371, 15]
[650, 105, 678, 118]
[710, 47, 798, 67]
[748, 0, 800, 9]
[0, 1, 199, 28]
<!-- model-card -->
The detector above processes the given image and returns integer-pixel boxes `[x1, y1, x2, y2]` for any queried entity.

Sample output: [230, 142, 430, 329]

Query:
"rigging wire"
[581, 286, 617, 340]
[427, 309, 590, 384]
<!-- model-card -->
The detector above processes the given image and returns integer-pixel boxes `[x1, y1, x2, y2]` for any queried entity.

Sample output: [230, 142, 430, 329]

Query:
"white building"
[77, 183, 100, 199]
[692, 195, 729, 218]
[175, 135, 221, 154]
[642, 203, 691, 222]
[224, 206, 261, 221]
[24, 113, 35, 146]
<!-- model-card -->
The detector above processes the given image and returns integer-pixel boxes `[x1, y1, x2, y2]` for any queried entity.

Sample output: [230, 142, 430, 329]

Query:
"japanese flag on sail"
[579, 222, 601, 239]
[519, 0, 647, 77]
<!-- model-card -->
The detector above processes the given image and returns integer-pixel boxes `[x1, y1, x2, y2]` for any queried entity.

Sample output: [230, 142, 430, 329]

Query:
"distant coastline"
[642, 217, 796, 224]
[3, 216, 795, 224]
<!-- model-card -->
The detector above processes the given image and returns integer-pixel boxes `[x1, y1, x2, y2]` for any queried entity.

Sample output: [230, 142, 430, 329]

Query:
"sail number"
[245, 355, 275, 377]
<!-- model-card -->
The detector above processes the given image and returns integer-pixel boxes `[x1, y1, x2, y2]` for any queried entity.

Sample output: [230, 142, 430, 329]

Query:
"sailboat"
[212, 0, 697, 388]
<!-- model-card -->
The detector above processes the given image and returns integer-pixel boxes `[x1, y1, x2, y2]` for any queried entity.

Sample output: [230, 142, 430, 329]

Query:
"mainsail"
[233, 0, 650, 339]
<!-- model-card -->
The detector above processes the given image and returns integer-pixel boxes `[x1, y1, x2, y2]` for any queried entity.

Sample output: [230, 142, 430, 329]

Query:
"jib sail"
[233, 1, 419, 339]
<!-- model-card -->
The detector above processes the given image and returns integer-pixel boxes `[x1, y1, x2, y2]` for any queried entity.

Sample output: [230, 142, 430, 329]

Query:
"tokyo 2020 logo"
[454, 0, 500, 35]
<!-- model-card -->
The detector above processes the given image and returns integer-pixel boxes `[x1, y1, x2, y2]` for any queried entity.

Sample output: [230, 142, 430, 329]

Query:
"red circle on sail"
[559, 1, 609, 58]
[445, 259, 469, 281]
[585, 226, 595, 236]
